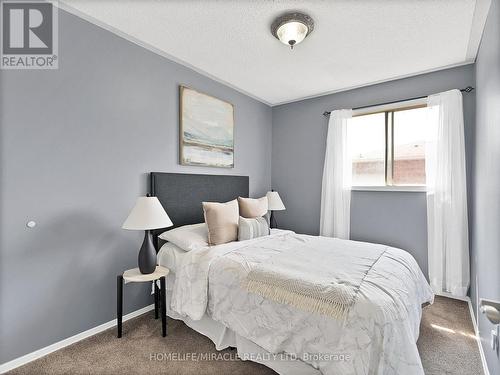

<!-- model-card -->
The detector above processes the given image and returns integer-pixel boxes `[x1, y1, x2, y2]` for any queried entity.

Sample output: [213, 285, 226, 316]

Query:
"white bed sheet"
[161, 230, 433, 375]
[157, 242, 189, 290]
[157, 241, 188, 274]
[164, 291, 319, 375]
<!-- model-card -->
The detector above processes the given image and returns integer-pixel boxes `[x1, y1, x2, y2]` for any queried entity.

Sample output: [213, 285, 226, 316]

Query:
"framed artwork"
[179, 86, 234, 168]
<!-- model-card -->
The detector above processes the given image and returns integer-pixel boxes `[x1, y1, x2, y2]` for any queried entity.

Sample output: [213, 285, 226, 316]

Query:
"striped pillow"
[238, 216, 270, 241]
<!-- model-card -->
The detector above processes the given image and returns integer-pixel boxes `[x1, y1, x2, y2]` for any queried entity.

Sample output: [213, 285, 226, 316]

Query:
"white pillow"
[158, 223, 208, 251]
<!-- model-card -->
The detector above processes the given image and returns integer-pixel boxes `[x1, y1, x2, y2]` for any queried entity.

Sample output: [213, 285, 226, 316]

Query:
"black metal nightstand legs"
[117, 274, 166, 338]
[154, 281, 159, 319]
[160, 276, 167, 337]
[117, 275, 123, 338]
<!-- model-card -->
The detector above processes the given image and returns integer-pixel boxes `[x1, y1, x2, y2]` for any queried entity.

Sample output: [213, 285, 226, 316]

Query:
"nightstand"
[117, 266, 169, 338]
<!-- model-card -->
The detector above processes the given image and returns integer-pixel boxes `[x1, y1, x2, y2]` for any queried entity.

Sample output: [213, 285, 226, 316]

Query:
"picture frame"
[179, 86, 235, 168]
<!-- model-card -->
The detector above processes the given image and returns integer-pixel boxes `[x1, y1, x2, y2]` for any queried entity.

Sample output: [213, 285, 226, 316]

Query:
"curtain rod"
[322, 86, 474, 117]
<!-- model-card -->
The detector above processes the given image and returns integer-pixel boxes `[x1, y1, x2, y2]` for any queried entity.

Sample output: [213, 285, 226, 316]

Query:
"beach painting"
[179, 86, 234, 168]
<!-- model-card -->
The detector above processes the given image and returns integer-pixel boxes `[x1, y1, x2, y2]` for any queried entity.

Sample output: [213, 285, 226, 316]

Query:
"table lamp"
[266, 190, 286, 229]
[122, 195, 173, 274]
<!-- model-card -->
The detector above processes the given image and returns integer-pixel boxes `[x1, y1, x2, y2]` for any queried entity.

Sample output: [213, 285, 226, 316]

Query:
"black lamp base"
[138, 230, 157, 274]
[270, 211, 278, 229]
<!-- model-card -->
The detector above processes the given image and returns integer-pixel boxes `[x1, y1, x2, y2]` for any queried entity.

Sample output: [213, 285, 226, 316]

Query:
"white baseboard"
[467, 299, 490, 375]
[0, 304, 154, 374]
[435, 291, 471, 302]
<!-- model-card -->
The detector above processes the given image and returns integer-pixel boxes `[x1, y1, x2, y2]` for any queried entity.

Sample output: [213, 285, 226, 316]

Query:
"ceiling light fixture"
[271, 12, 314, 49]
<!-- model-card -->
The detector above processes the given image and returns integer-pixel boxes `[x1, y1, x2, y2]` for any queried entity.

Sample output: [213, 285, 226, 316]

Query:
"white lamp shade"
[266, 191, 286, 211]
[122, 196, 173, 230]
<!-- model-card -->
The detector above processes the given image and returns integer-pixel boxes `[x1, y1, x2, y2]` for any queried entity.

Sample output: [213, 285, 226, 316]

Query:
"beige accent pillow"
[238, 196, 268, 218]
[203, 199, 239, 245]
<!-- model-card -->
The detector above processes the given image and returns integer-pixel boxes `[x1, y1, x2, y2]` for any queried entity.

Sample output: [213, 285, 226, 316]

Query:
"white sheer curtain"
[426, 89, 469, 297]
[320, 109, 353, 239]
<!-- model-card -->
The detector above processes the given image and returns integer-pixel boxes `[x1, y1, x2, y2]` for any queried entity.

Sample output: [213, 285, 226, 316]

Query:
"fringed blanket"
[243, 234, 387, 319]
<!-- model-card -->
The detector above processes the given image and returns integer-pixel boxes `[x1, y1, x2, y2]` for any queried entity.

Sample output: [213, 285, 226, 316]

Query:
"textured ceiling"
[59, 0, 490, 106]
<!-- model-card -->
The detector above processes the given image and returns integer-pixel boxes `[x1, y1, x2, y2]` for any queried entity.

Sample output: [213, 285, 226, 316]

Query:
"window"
[349, 104, 427, 187]
[349, 113, 386, 186]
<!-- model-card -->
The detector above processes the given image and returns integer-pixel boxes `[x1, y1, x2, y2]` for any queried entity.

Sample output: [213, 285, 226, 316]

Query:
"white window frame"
[350, 97, 427, 193]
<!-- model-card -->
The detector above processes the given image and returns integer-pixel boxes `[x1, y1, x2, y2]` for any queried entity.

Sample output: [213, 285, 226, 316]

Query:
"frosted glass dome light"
[271, 12, 314, 49]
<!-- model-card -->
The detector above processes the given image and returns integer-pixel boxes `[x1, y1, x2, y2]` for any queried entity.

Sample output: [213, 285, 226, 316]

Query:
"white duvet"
[170, 230, 433, 375]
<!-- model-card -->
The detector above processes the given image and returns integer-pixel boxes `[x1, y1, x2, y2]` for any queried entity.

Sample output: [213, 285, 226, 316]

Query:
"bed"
[150, 172, 434, 375]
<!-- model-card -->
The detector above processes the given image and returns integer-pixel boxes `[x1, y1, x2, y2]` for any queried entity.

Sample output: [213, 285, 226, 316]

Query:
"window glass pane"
[349, 113, 386, 186]
[393, 107, 427, 185]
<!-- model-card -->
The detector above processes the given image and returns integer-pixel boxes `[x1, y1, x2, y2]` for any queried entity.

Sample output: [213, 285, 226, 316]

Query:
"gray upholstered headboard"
[150, 172, 249, 250]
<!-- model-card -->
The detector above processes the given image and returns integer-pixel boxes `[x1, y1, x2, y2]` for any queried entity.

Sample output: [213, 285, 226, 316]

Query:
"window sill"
[351, 186, 426, 192]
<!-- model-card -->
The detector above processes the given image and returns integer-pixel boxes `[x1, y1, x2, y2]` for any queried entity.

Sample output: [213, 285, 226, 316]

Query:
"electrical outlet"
[491, 328, 499, 350]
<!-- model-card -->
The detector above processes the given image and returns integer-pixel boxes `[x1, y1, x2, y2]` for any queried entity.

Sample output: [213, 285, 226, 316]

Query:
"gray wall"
[473, 0, 500, 372]
[0, 11, 272, 363]
[350, 191, 428, 275]
[272, 65, 476, 278]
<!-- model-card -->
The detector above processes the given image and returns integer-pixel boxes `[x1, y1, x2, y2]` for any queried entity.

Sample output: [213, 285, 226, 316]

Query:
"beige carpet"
[8, 296, 483, 375]
[417, 296, 483, 375]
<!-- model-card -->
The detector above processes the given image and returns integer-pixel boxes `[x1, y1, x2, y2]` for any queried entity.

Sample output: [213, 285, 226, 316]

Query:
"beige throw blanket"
[243, 234, 387, 319]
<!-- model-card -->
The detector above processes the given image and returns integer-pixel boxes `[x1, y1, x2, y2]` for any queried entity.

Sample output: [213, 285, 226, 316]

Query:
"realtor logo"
[1, 0, 58, 69]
